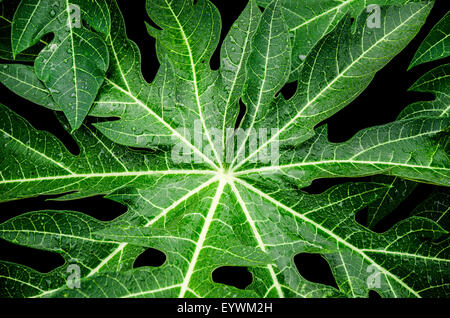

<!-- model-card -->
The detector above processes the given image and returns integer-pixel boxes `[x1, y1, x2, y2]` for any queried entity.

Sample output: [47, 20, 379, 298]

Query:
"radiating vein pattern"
[0, 0, 449, 299]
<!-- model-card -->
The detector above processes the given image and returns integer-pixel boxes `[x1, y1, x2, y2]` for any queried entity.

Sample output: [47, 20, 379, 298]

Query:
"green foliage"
[0, 0, 448, 298]
[0, 0, 44, 61]
[410, 11, 450, 69]
[10, 0, 111, 130]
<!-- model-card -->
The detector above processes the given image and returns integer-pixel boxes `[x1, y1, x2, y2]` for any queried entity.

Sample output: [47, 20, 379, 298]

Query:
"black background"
[0, 0, 449, 302]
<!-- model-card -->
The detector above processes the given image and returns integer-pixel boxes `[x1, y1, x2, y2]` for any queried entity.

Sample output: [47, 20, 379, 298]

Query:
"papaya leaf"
[409, 11, 450, 69]
[0, 0, 448, 298]
[11, 0, 111, 130]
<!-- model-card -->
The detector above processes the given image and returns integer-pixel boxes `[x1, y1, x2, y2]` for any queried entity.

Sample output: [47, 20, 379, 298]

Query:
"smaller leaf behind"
[11, 0, 111, 130]
[367, 63, 450, 228]
[411, 187, 449, 230]
[409, 11, 450, 69]
[367, 176, 417, 228]
[0, 0, 44, 61]
[0, 64, 58, 110]
[402, 63, 450, 119]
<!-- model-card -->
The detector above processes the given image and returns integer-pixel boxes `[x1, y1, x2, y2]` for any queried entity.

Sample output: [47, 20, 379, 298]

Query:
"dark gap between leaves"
[209, 1, 248, 71]
[141, 7, 162, 32]
[280, 80, 297, 100]
[355, 207, 368, 227]
[88, 116, 121, 124]
[235, 98, 247, 129]
[0, 88, 80, 155]
[368, 290, 382, 298]
[0, 194, 127, 224]
[116, 0, 158, 83]
[301, 177, 372, 195]
[209, 39, 221, 71]
[133, 248, 167, 268]
[127, 141, 173, 156]
[212, 266, 253, 290]
[0, 240, 65, 273]
[371, 183, 434, 233]
[294, 253, 339, 289]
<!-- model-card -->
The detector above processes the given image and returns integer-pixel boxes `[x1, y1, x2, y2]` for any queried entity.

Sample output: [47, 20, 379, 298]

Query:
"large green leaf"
[0, 0, 449, 299]
[0, 182, 269, 298]
[56, 182, 450, 298]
